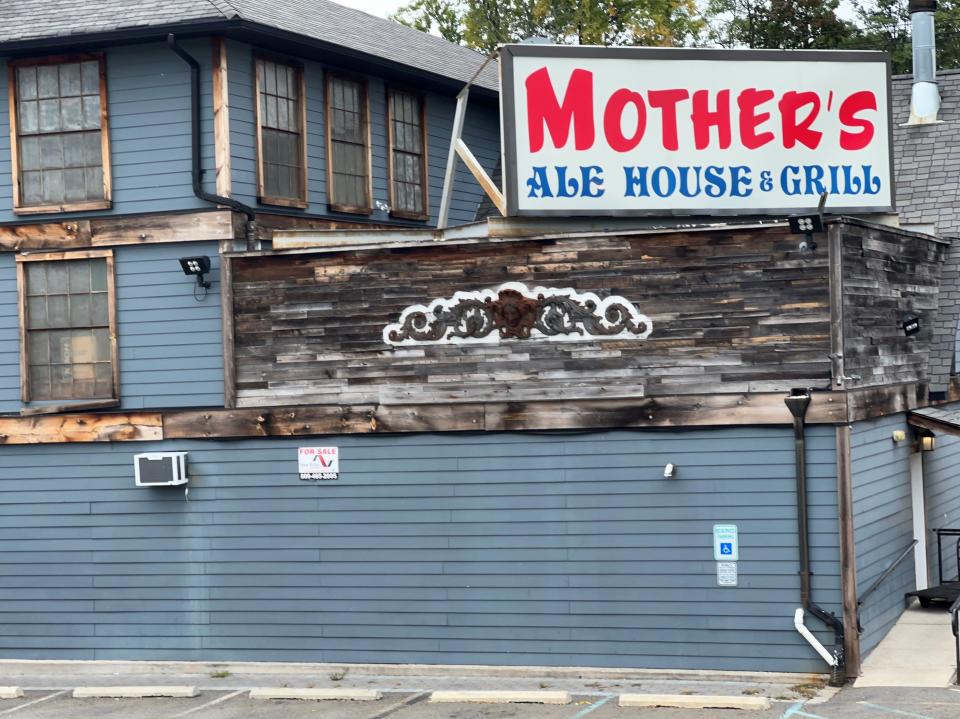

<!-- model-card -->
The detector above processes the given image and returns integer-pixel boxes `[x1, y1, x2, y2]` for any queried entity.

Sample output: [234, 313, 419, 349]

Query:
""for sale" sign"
[298, 446, 339, 481]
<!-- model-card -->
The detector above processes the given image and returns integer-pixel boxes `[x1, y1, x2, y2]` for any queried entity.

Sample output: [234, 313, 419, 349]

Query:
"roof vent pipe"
[907, 0, 941, 125]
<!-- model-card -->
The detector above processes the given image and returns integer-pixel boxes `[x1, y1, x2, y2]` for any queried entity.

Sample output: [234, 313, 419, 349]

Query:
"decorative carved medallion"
[383, 282, 653, 346]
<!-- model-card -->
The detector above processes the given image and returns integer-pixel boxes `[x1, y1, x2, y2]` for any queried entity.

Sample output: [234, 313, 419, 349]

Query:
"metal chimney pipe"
[907, 0, 941, 125]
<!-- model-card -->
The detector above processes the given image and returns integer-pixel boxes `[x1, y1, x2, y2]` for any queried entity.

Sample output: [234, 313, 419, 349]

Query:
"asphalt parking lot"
[0, 686, 958, 719]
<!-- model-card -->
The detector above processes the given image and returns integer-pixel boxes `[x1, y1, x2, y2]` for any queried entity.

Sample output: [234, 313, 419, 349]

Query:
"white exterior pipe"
[794, 608, 838, 666]
[907, 6, 941, 124]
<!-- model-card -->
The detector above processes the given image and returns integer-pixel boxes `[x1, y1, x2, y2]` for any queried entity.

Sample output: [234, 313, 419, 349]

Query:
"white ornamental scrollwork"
[383, 282, 652, 346]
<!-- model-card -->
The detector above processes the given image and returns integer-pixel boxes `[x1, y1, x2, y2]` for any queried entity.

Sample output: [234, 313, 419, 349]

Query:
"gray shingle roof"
[0, 0, 498, 91]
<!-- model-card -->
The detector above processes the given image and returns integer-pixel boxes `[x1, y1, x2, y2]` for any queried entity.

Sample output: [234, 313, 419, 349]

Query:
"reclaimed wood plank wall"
[232, 225, 835, 408]
[839, 222, 946, 390]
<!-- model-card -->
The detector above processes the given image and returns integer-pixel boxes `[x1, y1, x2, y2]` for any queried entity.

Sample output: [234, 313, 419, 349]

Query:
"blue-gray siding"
[226, 40, 499, 228]
[0, 241, 222, 414]
[851, 414, 916, 657]
[923, 433, 960, 584]
[0, 427, 840, 671]
[0, 40, 215, 223]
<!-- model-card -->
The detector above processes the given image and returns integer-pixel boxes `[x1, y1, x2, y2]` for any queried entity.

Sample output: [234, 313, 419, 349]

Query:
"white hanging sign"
[500, 45, 893, 217]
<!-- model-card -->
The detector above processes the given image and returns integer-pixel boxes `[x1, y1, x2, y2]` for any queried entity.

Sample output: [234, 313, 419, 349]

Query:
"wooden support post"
[220, 242, 236, 409]
[437, 89, 469, 229]
[835, 424, 861, 678]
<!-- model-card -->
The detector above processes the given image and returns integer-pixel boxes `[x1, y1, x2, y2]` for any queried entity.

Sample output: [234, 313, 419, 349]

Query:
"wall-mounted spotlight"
[788, 191, 827, 254]
[179, 256, 211, 289]
[663, 463, 676, 479]
[902, 316, 921, 336]
[915, 428, 936, 452]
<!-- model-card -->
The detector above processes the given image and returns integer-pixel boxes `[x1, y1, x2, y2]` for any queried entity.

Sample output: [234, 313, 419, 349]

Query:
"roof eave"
[0, 17, 500, 99]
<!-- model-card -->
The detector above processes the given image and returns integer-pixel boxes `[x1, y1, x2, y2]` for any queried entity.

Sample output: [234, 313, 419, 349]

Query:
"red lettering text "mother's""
[525, 67, 876, 154]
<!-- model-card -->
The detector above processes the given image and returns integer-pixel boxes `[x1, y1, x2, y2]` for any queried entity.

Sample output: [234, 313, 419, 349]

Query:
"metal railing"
[857, 539, 919, 633]
[951, 594, 960, 685]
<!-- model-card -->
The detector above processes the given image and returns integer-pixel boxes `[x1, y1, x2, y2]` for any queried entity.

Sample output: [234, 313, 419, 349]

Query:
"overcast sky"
[333, 0, 406, 18]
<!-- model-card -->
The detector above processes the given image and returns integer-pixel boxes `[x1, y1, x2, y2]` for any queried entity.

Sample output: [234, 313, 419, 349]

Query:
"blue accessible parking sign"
[713, 525, 739, 561]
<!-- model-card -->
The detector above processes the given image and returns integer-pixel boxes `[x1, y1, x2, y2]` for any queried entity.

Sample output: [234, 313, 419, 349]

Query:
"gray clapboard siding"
[0, 427, 839, 671]
[922, 433, 960, 584]
[0, 40, 215, 222]
[851, 413, 916, 657]
[226, 40, 499, 227]
[0, 242, 222, 414]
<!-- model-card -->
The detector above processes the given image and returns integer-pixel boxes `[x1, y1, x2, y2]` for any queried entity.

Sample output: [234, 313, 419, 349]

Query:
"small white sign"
[713, 524, 739, 561]
[298, 446, 339, 481]
[717, 561, 738, 587]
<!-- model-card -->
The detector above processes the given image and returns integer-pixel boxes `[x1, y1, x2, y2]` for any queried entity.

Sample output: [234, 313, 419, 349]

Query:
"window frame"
[15, 249, 119, 404]
[324, 71, 372, 215]
[386, 87, 429, 222]
[7, 53, 113, 215]
[253, 54, 308, 209]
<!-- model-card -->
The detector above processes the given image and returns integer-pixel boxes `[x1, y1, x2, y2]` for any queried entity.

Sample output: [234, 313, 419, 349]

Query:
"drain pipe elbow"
[795, 609, 838, 667]
[167, 34, 258, 250]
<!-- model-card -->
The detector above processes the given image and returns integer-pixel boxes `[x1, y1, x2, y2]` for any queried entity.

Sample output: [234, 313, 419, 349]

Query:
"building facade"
[0, 0, 957, 680]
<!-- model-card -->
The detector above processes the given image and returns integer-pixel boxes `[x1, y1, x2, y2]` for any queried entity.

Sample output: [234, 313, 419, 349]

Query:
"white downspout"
[795, 608, 839, 667]
[910, 451, 929, 590]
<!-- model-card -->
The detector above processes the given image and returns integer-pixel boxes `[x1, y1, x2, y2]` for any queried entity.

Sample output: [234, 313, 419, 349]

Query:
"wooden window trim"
[325, 71, 372, 216]
[8, 53, 113, 215]
[15, 248, 119, 404]
[386, 88, 429, 222]
[254, 54, 308, 209]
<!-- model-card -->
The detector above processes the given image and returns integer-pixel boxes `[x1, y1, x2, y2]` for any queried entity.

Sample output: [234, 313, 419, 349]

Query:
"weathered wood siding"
[226, 40, 500, 228]
[0, 426, 841, 672]
[0, 40, 216, 223]
[234, 225, 833, 408]
[837, 222, 946, 390]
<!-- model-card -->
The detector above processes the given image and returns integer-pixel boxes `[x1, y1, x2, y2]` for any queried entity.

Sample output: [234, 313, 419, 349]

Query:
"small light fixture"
[916, 428, 936, 452]
[903, 316, 921, 336]
[892, 430, 907, 444]
[179, 256, 211, 289]
[663, 463, 676, 479]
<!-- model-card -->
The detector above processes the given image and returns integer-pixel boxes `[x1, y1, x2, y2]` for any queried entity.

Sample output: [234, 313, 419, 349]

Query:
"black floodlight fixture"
[903, 316, 921, 336]
[788, 214, 824, 235]
[179, 255, 211, 289]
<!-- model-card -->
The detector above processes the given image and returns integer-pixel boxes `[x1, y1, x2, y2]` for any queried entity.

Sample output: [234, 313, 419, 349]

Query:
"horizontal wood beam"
[0, 383, 932, 445]
[0, 210, 234, 251]
[0, 413, 161, 444]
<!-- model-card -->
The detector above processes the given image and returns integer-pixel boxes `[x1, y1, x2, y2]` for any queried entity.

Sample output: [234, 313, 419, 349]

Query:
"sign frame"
[499, 44, 895, 218]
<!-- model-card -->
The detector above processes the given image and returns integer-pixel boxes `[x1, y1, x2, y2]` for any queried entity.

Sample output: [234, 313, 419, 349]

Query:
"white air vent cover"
[134, 452, 188, 486]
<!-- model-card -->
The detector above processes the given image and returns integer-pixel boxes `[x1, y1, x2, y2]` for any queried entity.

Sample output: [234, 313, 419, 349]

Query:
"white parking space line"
[364, 691, 429, 719]
[857, 702, 936, 719]
[0, 691, 67, 716]
[167, 690, 246, 718]
[570, 694, 615, 719]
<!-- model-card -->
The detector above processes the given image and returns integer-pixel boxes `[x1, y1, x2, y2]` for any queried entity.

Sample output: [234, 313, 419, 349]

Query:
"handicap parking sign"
[713, 525, 739, 561]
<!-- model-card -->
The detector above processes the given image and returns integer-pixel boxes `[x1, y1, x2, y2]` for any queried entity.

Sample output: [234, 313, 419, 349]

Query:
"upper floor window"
[16, 250, 118, 403]
[326, 74, 371, 214]
[9, 55, 111, 214]
[255, 57, 307, 208]
[387, 90, 428, 220]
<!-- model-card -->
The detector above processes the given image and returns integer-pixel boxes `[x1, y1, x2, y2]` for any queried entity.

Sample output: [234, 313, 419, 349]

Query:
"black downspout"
[785, 388, 847, 686]
[167, 34, 257, 250]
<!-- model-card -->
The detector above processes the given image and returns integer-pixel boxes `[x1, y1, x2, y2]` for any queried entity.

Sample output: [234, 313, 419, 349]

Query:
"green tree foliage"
[390, 0, 705, 52]
[706, 0, 855, 49]
[390, 0, 960, 73]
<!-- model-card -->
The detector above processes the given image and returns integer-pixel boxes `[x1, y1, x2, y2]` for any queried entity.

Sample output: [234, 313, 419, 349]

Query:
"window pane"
[39, 99, 60, 132]
[61, 97, 82, 131]
[22, 171, 42, 205]
[27, 296, 47, 329]
[93, 327, 110, 360]
[18, 66, 37, 101]
[68, 260, 90, 293]
[91, 292, 108, 324]
[69, 293, 91, 326]
[85, 167, 104, 200]
[81, 61, 99, 95]
[19, 100, 38, 134]
[29, 365, 50, 399]
[59, 63, 81, 97]
[63, 169, 86, 202]
[20, 137, 40, 171]
[42, 169, 64, 203]
[82, 95, 100, 129]
[63, 136, 84, 168]
[26, 263, 46, 296]
[90, 259, 107, 292]
[37, 66, 58, 99]
[83, 131, 102, 166]
[39, 134, 63, 169]
[46, 262, 68, 294]
[46, 293, 68, 327]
